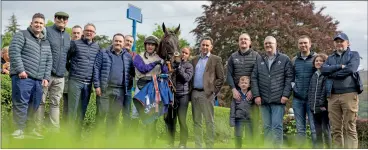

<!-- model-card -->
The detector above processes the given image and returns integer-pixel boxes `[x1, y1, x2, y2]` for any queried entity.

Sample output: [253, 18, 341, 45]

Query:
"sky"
[1, 1, 367, 69]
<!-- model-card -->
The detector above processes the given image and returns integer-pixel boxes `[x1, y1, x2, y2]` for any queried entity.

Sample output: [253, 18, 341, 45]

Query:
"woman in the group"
[133, 35, 168, 147]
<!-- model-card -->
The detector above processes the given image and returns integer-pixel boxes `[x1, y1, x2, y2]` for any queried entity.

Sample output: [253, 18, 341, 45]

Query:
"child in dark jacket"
[307, 53, 332, 148]
[230, 76, 254, 148]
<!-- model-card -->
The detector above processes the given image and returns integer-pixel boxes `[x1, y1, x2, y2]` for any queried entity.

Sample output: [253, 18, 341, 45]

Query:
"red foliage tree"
[191, 0, 340, 60]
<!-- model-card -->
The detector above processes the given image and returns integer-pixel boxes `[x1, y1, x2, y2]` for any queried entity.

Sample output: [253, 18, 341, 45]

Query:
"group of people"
[227, 33, 362, 149]
[4, 11, 362, 149]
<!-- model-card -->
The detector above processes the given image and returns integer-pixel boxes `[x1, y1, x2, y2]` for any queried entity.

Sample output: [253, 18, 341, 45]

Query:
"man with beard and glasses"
[35, 12, 71, 134]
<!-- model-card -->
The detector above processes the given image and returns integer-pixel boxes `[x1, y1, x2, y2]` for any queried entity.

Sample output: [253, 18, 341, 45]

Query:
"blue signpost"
[126, 4, 142, 52]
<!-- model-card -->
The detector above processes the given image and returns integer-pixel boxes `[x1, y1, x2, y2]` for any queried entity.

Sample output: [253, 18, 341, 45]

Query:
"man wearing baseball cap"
[321, 32, 361, 148]
[35, 11, 71, 134]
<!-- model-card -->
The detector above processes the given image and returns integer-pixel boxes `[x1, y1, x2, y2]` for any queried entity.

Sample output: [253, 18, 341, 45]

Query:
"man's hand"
[232, 88, 241, 101]
[18, 71, 28, 79]
[342, 65, 346, 69]
[281, 96, 288, 104]
[255, 97, 262, 105]
[42, 79, 48, 87]
[154, 60, 164, 66]
[246, 90, 253, 101]
[95, 88, 102, 97]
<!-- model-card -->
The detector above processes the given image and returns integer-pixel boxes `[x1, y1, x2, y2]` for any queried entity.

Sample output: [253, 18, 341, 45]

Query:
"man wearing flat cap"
[321, 32, 362, 148]
[35, 11, 71, 134]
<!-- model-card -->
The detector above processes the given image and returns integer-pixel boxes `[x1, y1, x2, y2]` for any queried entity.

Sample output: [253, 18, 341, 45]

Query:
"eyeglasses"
[56, 16, 68, 21]
[84, 29, 95, 33]
[264, 42, 275, 45]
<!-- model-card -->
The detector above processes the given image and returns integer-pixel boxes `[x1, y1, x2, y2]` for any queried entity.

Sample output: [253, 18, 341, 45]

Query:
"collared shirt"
[267, 51, 277, 71]
[193, 52, 211, 89]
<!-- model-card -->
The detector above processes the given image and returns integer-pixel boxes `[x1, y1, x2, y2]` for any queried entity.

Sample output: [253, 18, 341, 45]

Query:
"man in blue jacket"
[93, 33, 134, 137]
[291, 35, 317, 148]
[321, 33, 361, 149]
[35, 11, 71, 134]
[67, 23, 100, 137]
[9, 13, 52, 139]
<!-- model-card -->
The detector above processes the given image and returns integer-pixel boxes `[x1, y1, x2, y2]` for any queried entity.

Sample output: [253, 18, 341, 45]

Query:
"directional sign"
[127, 4, 142, 23]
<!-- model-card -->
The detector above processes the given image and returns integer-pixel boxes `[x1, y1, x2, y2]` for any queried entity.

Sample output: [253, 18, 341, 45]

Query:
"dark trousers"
[67, 78, 92, 137]
[234, 120, 253, 148]
[95, 86, 125, 138]
[122, 89, 132, 129]
[11, 76, 42, 130]
[62, 93, 68, 121]
[164, 94, 189, 147]
[144, 120, 158, 148]
[313, 111, 332, 148]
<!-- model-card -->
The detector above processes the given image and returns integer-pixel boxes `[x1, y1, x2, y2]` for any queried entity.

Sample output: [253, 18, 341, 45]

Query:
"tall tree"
[135, 23, 190, 54]
[5, 13, 21, 35]
[191, 0, 340, 61]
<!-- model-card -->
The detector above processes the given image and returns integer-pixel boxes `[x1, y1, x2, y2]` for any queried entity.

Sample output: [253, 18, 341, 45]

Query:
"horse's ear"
[162, 22, 167, 34]
[174, 24, 180, 35]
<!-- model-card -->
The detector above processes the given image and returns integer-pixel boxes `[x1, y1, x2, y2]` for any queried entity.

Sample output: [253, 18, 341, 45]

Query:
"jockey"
[132, 35, 169, 147]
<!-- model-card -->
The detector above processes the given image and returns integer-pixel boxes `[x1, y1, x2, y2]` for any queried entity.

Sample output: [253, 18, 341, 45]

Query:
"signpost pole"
[132, 20, 137, 52]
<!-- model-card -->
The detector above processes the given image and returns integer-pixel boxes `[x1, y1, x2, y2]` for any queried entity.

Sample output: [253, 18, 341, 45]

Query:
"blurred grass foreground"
[1, 74, 367, 148]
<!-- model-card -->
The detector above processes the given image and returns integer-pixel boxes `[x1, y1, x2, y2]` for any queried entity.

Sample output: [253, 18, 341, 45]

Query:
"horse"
[157, 22, 181, 73]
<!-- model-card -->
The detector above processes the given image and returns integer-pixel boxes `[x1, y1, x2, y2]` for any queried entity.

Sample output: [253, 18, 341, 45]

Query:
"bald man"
[251, 36, 293, 148]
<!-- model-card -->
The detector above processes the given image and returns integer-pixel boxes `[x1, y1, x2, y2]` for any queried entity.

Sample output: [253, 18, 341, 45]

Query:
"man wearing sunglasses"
[35, 12, 71, 135]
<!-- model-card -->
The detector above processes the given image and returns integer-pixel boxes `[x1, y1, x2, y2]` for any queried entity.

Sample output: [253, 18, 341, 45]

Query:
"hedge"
[1, 74, 367, 148]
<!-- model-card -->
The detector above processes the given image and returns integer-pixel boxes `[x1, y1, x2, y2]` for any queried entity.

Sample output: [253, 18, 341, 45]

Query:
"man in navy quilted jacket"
[93, 33, 134, 138]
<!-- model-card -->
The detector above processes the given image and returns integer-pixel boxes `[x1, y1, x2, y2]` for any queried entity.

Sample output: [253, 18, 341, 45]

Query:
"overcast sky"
[1, 1, 367, 69]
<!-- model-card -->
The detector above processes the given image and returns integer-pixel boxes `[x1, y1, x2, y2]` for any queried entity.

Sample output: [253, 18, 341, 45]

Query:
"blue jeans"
[260, 104, 285, 148]
[11, 76, 42, 130]
[67, 78, 92, 135]
[292, 97, 317, 148]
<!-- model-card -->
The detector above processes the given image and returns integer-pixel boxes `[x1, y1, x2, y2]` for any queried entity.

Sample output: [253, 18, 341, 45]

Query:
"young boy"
[230, 76, 254, 148]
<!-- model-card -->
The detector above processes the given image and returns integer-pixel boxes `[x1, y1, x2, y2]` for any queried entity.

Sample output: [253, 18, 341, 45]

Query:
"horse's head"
[158, 22, 180, 61]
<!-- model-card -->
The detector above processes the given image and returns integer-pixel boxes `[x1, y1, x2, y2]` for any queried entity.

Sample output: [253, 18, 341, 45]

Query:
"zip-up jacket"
[321, 48, 360, 95]
[308, 71, 328, 114]
[93, 46, 135, 93]
[67, 38, 100, 83]
[291, 51, 317, 100]
[9, 27, 52, 81]
[251, 52, 293, 105]
[46, 24, 71, 77]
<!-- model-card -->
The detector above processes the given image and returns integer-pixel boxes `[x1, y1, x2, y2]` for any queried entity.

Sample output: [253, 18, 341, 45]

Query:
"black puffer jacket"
[251, 52, 293, 105]
[172, 60, 193, 96]
[308, 71, 328, 114]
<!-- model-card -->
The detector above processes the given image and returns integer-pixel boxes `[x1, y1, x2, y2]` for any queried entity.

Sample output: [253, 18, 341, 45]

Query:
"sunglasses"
[56, 16, 68, 21]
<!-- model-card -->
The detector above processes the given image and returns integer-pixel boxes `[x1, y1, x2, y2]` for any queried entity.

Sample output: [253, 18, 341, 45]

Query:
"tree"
[94, 35, 112, 49]
[1, 32, 13, 48]
[135, 23, 190, 54]
[5, 13, 21, 35]
[191, 0, 340, 61]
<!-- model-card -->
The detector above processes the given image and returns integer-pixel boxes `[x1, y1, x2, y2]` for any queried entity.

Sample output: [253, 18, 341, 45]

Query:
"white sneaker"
[30, 129, 44, 139]
[12, 129, 24, 139]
